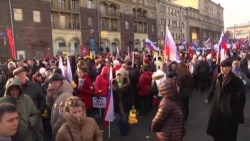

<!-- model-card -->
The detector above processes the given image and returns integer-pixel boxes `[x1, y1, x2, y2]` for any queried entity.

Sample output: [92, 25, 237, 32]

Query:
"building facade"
[0, 0, 224, 60]
[226, 23, 250, 39]
[156, 0, 186, 47]
[171, 0, 224, 44]
[0, 0, 52, 60]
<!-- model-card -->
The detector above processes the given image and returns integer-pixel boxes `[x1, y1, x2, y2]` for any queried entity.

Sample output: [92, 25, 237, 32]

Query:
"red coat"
[137, 71, 152, 96]
[77, 74, 94, 110]
[94, 66, 109, 96]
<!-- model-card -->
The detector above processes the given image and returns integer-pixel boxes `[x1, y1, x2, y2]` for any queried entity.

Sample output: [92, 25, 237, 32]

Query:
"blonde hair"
[65, 96, 85, 112]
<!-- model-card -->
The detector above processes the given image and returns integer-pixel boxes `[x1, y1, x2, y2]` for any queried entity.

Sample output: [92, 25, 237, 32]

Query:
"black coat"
[207, 72, 246, 141]
[112, 77, 132, 114]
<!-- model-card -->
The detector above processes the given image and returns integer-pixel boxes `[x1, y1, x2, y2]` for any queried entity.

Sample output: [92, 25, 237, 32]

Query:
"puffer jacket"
[56, 103, 102, 141]
[150, 78, 185, 141]
[46, 80, 73, 138]
[0, 78, 40, 141]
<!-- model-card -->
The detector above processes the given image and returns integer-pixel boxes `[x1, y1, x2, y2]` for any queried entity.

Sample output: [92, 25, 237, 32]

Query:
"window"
[59, 0, 65, 9]
[13, 8, 23, 21]
[125, 21, 129, 29]
[152, 25, 154, 32]
[87, 0, 93, 9]
[58, 42, 66, 47]
[33, 11, 41, 22]
[60, 15, 65, 28]
[88, 17, 93, 26]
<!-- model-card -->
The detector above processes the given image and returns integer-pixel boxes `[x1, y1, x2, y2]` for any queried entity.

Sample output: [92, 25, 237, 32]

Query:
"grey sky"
[211, 0, 250, 28]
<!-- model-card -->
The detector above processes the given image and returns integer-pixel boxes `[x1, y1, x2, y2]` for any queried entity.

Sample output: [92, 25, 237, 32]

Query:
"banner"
[93, 96, 106, 108]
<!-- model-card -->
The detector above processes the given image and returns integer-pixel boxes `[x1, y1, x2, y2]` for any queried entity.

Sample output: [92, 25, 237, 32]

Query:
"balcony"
[52, 21, 80, 30]
[99, 11, 119, 17]
[51, 2, 79, 12]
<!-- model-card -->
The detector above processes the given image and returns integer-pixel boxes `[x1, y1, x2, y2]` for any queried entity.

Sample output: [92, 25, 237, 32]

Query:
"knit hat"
[13, 67, 25, 75]
[8, 61, 16, 69]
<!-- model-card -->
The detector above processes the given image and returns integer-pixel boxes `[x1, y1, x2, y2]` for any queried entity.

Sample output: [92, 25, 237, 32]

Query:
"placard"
[92, 96, 106, 108]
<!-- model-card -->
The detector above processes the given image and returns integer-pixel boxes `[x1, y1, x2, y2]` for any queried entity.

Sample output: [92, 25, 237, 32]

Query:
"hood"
[65, 107, 87, 130]
[4, 78, 22, 97]
[58, 80, 73, 94]
[159, 78, 178, 99]
[101, 66, 110, 76]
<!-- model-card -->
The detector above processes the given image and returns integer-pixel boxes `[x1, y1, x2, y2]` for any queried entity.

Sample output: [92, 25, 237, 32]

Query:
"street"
[99, 91, 250, 141]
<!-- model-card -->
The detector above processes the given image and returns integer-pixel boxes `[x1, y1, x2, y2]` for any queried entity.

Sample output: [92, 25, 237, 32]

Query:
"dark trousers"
[138, 95, 150, 115]
[181, 97, 189, 121]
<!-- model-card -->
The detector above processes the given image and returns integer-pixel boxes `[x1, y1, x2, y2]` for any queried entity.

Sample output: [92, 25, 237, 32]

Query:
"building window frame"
[88, 17, 93, 26]
[13, 8, 23, 21]
[87, 0, 93, 9]
[33, 10, 41, 23]
[125, 21, 129, 29]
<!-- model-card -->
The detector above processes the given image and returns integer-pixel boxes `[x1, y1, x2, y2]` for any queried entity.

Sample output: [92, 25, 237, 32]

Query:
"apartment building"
[226, 23, 250, 39]
[171, 0, 224, 44]
[0, 0, 224, 60]
[0, 0, 52, 60]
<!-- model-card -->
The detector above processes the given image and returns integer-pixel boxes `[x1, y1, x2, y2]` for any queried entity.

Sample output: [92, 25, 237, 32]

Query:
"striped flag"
[103, 66, 114, 126]
[66, 56, 73, 82]
[58, 56, 65, 76]
[164, 24, 180, 62]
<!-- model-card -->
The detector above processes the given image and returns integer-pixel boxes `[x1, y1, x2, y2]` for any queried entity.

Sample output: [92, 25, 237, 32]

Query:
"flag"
[103, 66, 114, 126]
[164, 24, 180, 61]
[145, 39, 160, 52]
[205, 37, 211, 44]
[66, 56, 73, 82]
[116, 46, 120, 56]
[218, 31, 228, 52]
[58, 56, 65, 76]
[6, 28, 16, 58]
[244, 38, 249, 47]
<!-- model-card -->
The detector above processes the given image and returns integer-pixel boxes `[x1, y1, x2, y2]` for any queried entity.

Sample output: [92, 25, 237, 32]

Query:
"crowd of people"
[0, 49, 249, 141]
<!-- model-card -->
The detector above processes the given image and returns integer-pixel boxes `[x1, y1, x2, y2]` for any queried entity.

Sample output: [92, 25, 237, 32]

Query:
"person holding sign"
[76, 66, 94, 115]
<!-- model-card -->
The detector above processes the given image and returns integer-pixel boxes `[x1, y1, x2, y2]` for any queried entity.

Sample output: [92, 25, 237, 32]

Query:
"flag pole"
[108, 121, 111, 138]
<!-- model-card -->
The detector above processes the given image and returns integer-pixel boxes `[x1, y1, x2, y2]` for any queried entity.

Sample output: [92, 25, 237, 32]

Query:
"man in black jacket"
[207, 59, 246, 141]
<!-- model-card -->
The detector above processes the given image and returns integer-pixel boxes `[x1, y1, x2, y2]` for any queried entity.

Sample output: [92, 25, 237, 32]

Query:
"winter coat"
[22, 80, 46, 113]
[176, 75, 193, 98]
[56, 109, 102, 141]
[0, 134, 11, 141]
[112, 77, 132, 114]
[0, 78, 40, 141]
[46, 80, 73, 138]
[77, 74, 94, 110]
[151, 78, 185, 141]
[94, 66, 109, 96]
[207, 72, 246, 141]
[137, 71, 152, 96]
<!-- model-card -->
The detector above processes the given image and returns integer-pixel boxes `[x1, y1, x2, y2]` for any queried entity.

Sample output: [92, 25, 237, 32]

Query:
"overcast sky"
[211, 0, 250, 28]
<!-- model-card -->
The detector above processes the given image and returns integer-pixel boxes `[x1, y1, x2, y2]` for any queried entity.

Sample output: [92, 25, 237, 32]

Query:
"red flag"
[6, 28, 16, 58]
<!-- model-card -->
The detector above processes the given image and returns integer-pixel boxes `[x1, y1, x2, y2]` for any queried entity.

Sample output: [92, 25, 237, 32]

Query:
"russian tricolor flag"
[103, 66, 114, 126]
[217, 31, 228, 62]
[145, 39, 160, 52]
[164, 24, 180, 62]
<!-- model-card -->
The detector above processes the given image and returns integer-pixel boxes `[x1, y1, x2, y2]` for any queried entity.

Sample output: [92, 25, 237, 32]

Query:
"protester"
[0, 103, 18, 141]
[46, 73, 73, 139]
[0, 78, 40, 141]
[112, 69, 132, 135]
[176, 62, 193, 122]
[150, 78, 185, 141]
[207, 59, 246, 141]
[56, 96, 103, 141]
